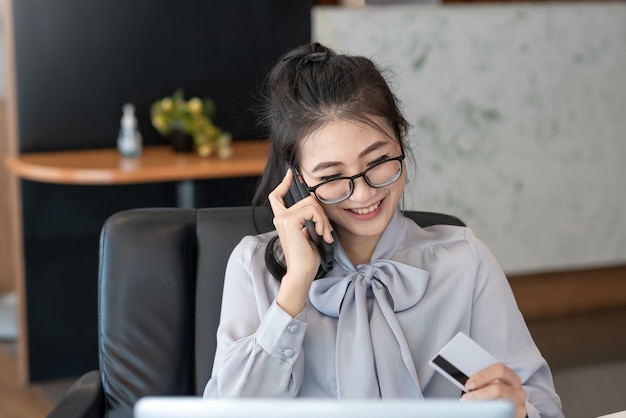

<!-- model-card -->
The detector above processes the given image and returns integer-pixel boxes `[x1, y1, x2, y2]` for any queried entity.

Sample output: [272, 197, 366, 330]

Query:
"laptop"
[134, 397, 514, 418]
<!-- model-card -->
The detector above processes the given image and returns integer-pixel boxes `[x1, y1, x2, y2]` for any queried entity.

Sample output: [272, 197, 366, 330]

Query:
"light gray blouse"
[204, 209, 563, 418]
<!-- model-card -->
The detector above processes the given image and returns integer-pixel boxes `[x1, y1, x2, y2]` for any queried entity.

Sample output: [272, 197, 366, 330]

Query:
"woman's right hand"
[268, 168, 334, 317]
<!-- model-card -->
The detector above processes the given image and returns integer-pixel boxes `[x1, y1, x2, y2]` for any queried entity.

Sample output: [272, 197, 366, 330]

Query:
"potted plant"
[150, 89, 232, 158]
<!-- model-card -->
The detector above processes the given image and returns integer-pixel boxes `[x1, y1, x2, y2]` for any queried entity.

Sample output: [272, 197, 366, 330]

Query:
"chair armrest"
[46, 370, 105, 418]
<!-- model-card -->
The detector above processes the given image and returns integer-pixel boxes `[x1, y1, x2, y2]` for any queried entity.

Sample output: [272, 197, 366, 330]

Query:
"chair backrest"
[97, 207, 464, 418]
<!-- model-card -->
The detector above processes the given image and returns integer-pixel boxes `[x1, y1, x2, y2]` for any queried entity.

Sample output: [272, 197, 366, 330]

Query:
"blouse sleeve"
[466, 229, 564, 418]
[203, 235, 307, 398]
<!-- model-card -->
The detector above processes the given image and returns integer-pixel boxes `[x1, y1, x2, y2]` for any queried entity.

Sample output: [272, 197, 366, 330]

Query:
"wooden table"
[5, 140, 271, 207]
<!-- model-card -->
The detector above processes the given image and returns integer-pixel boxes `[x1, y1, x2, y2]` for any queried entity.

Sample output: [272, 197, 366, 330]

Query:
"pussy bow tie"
[309, 259, 430, 398]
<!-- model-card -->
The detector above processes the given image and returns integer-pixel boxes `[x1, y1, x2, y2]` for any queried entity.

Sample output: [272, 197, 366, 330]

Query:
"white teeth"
[350, 201, 380, 215]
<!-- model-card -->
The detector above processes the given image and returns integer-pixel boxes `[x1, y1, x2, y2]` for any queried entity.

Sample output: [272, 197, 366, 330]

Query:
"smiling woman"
[202, 42, 563, 418]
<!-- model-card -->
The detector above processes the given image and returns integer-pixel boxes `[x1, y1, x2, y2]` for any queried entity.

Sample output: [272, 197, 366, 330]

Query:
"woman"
[204, 42, 563, 418]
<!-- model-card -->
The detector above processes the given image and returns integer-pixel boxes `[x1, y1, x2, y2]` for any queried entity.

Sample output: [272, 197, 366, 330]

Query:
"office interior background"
[0, 0, 625, 417]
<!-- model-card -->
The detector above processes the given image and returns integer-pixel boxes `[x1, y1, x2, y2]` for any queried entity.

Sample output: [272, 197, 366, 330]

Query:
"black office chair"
[46, 206, 465, 418]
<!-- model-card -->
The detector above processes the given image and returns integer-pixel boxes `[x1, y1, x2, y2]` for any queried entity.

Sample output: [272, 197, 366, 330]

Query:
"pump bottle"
[117, 103, 142, 157]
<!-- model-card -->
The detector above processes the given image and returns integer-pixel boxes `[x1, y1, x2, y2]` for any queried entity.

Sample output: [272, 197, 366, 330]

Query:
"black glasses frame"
[299, 153, 405, 204]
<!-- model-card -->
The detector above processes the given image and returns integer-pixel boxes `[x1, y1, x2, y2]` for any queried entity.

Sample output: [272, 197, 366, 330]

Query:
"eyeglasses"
[300, 154, 405, 205]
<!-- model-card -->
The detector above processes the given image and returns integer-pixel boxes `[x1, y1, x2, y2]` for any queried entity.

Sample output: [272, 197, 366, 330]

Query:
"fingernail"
[465, 380, 476, 390]
[460, 394, 469, 401]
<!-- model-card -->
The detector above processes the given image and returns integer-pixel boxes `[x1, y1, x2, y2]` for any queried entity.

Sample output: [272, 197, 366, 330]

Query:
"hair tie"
[296, 51, 331, 71]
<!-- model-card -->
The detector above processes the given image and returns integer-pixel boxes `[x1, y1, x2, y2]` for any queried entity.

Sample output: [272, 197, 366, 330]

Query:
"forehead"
[299, 118, 398, 164]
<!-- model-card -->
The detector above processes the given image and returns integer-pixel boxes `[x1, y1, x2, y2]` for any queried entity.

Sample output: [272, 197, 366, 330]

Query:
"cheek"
[393, 174, 407, 196]
[321, 204, 343, 224]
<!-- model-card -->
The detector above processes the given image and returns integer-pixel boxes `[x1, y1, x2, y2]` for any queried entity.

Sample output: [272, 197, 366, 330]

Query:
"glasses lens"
[311, 157, 404, 204]
[314, 179, 352, 204]
[365, 159, 402, 187]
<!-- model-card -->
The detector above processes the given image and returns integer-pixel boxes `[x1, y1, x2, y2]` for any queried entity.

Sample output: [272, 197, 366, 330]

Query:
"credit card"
[429, 332, 499, 392]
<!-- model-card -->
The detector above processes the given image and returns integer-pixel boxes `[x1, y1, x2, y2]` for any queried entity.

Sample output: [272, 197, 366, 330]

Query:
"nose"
[349, 176, 377, 202]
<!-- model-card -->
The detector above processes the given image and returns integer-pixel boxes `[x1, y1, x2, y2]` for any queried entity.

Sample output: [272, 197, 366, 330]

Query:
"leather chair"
[46, 206, 465, 418]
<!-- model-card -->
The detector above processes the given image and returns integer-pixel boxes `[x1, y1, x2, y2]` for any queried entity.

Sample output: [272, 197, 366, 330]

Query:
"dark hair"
[252, 42, 410, 207]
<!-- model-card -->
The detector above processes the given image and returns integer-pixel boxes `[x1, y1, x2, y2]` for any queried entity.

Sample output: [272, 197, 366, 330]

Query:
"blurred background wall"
[313, 3, 626, 275]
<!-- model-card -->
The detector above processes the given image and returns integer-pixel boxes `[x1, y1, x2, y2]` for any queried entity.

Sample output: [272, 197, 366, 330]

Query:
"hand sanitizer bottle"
[117, 103, 142, 157]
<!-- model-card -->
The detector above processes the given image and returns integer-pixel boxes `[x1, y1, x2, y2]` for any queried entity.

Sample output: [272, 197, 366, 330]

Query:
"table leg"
[176, 180, 196, 208]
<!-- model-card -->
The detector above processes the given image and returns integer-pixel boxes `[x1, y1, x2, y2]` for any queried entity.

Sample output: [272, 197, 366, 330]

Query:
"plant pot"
[170, 130, 194, 153]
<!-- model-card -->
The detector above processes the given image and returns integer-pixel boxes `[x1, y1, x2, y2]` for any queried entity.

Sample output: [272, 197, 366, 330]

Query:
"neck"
[338, 232, 380, 267]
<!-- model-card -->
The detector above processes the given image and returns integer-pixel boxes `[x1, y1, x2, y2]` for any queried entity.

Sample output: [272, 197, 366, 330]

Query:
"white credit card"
[429, 332, 499, 392]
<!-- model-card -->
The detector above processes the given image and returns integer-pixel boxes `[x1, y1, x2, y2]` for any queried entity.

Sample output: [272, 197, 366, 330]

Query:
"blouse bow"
[309, 257, 430, 398]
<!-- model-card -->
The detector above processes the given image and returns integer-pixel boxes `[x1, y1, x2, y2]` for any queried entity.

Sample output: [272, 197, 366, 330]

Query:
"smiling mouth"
[348, 200, 381, 215]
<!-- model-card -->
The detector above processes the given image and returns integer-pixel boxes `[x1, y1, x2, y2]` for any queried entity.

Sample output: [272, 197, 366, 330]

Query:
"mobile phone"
[284, 164, 334, 275]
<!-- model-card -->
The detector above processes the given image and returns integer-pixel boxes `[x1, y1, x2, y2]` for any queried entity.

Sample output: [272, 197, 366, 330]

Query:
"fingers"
[268, 169, 333, 244]
[305, 205, 334, 244]
[466, 363, 522, 391]
[268, 168, 293, 215]
[462, 363, 527, 418]
[268, 169, 333, 279]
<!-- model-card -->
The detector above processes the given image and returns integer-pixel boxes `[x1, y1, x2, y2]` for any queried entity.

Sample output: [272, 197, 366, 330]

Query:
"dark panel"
[25, 235, 100, 381]
[13, 0, 313, 152]
[195, 176, 260, 208]
[21, 181, 178, 381]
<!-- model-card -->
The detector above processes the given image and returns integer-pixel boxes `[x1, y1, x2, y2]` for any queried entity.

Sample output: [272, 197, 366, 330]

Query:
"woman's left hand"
[461, 363, 527, 418]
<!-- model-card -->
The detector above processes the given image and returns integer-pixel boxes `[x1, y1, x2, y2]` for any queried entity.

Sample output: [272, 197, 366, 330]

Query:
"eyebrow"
[310, 141, 390, 173]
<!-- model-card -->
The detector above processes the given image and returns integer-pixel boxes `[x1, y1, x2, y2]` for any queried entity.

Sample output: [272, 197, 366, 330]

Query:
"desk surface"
[4, 140, 270, 185]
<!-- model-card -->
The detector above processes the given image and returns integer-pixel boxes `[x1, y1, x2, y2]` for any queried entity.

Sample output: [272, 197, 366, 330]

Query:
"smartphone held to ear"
[284, 164, 334, 275]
